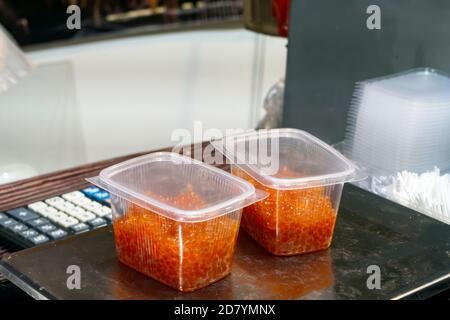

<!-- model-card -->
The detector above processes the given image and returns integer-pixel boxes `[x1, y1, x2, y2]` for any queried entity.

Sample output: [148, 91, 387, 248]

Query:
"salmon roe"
[232, 167, 337, 256]
[113, 185, 241, 292]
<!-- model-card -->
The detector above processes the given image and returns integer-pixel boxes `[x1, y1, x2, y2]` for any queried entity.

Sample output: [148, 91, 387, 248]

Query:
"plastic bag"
[0, 24, 33, 93]
[257, 77, 285, 129]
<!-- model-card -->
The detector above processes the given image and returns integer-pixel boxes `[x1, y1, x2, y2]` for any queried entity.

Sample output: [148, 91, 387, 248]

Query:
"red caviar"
[232, 167, 337, 256]
[113, 185, 241, 292]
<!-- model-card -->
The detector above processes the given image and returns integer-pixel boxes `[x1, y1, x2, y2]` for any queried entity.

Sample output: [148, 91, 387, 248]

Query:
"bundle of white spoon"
[373, 167, 450, 224]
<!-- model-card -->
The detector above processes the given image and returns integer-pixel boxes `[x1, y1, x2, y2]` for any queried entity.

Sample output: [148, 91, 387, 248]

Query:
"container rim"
[87, 152, 267, 222]
[358, 68, 450, 107]
[212, 128, 359, 190]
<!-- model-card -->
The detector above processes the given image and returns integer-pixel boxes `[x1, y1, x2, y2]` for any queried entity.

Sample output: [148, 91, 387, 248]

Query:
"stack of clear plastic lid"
[341, 68, 450, 225]
[343, 68, 450, 176]
[88, 152, 265, 292]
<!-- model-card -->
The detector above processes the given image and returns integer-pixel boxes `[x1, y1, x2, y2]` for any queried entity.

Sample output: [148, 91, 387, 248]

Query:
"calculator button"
[48, 229, 68, 240]
[46, 213, 58, 222]
[62, 191, 84, 201]
[90, 201, 103, 209]
[28, 217, 50, 227]
[64, 201, 75, 209]
[92, 191, 110, 202]
[67, 208, 87, 220]
[79, 197, 93, 205]
[73, 206, 86, 214]
[52, 202, 64, 211]
[78, 212, 96, 222]
[71, 197, 91, 207]
[7, 222, 28, 234]
[87, 217, 107, 229]
[82, 187, 101, 197]
[47, 211, 68, 223]
[38, 206, 58, 217]
[0, 213, 7, 220]
[37, 224, 57, 233]
[6, 208, 39, 222]
[69, 223, 90, 234]
[65, 206, 84, 217]
[20, 229, 39, 239]
[104, 213, 113, 222]
[92, 207, 106, 217]
[53, 201, 75, 212]
[93, 206, 112, 217]
[0, 218, 17, 228]
[102, 206, 111, 214]
[52, 203, 64, 211]
[28, 201, 48, 211]
[29, 234, 50, 245]
[59, 216, 79, 228]
[45, 197, 65, 205]
[84, 202, 103, 212]
[80, 203, 96, 211]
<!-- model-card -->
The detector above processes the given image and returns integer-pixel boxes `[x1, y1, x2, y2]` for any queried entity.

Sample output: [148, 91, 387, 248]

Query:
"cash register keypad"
[0, 187, 112, 248]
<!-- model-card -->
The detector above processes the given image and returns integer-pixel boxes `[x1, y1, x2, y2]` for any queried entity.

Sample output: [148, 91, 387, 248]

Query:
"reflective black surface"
[0, 184, 449, 299]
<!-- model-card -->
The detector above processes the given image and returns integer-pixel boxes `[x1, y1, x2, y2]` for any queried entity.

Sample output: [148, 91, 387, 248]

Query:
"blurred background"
[0, 0, 287, 184]
[0, 0, 245, 46]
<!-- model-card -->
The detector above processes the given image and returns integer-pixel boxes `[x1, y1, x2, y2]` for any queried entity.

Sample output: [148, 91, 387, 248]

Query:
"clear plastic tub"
[88, 152, 266, 292]
[212, 129, 358, 256]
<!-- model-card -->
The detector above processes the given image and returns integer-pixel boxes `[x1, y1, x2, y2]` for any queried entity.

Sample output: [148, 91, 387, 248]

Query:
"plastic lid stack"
[344, 68, 450, 176]
[342, 68, 450, 224]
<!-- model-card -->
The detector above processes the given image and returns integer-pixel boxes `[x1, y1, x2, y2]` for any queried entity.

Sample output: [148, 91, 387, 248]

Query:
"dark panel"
[283, 0, 450, 144]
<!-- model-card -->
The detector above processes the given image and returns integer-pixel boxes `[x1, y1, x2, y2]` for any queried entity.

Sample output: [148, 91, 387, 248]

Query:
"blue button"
[92, 191, 110, 202]
[82, 186, 101, 197]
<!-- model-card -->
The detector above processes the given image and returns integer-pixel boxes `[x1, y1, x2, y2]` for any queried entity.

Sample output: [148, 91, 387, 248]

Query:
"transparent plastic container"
[212, 129, 358, 256]
[0, 24, 33, 93]
[88, 152, 266, 292]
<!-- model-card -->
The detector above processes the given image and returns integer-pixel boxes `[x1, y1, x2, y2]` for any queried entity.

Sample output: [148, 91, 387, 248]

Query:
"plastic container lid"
[87, 152, 267, 222]
[362, 68, 450, 105]
[344, 68, 450, 175]
[212, 128, 359, 190]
